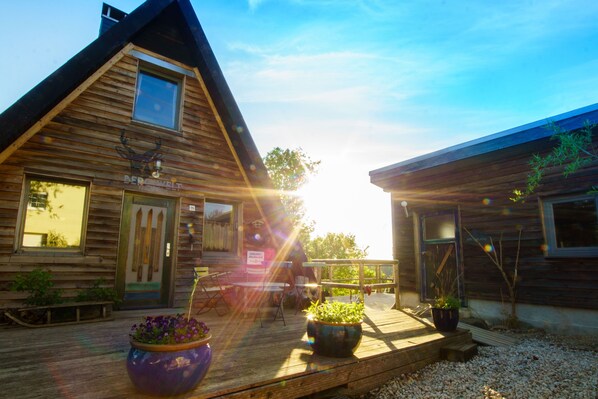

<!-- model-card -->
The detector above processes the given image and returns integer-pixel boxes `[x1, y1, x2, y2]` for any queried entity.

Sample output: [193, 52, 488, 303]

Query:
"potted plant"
[304, 300, 365, 358]
[127, 314, 212, 396]
[431, 294, 460, 332]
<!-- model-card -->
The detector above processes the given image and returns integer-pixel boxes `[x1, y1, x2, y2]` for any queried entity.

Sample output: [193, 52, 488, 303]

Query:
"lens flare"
[483, 244, 493, 253]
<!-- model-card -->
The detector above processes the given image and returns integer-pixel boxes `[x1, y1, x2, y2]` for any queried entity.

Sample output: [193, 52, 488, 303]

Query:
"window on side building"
[541, 194, 598, 257]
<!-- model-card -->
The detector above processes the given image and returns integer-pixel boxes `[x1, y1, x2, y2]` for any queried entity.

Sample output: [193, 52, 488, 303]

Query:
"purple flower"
[130, 314, 209, 345]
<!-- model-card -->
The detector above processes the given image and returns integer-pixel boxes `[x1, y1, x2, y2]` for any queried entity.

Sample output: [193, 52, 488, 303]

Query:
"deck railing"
[311, 259, 400, 308]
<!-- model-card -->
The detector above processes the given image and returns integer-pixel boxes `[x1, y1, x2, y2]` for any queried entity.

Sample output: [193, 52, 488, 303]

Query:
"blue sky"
[1, 1, 597, 258]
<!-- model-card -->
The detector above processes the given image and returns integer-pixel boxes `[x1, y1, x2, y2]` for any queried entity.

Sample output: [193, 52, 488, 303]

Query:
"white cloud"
[247, 0, 268, 11]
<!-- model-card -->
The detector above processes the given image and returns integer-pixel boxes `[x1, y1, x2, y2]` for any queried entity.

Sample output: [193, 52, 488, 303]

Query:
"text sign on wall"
[124, 175, 183, 191]
[247, 251, 265, 265]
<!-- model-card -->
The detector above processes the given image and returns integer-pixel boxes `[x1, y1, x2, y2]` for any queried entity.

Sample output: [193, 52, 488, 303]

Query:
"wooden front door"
[419, 211, 462, 302]
[117, 194, 176, 308]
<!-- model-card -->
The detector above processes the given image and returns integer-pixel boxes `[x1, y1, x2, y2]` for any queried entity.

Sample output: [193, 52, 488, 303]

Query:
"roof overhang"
[370, 102, 598, 188]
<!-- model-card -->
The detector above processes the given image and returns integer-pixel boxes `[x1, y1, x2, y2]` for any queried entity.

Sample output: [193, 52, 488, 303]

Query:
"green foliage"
[11, 268, 63, 306]
[46, 230, 69, 247]
[263, 147, 320, 250]
[305, 300, 364, 324]
[263, 147, 369, 265]
[263, 147, 320, 192]
[305, 232, 369, 296]
[433, 295, 460, 310]
[305, 232, 368, 260]
[511, 120, 597, 202]
[75, 278, 121, 305]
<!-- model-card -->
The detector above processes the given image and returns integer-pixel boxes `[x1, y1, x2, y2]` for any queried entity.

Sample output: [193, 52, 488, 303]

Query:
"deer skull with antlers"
[115, 130, 163, 177]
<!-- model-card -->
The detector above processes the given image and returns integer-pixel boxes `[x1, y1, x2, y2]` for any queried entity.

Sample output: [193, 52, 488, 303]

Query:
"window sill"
[3, 253, 104, 264]
[202, 252, 242, 266]
[130, 119, 183, 137]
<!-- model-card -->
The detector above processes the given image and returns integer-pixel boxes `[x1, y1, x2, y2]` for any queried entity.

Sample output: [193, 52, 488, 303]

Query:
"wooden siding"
[390, 130, 598, 310]
[0, 49, 269, 308]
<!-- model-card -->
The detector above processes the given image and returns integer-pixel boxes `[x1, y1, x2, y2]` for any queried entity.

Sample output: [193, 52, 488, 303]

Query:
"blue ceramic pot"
[307, 320, 362, 357]
[432, 308, 459, 332]
[127, 334, 212, 396]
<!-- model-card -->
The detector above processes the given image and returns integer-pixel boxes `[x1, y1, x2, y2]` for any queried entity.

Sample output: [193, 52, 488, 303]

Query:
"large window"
[203, 200, 239, 254]
[19, 177, 88, 251]
[133, 68, 181, 130]
[542, 194, 598, 257]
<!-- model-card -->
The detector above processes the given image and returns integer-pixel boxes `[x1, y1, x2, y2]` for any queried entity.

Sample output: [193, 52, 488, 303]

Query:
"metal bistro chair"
[193, 266, 232, 316]
[245, 262, 290, 327]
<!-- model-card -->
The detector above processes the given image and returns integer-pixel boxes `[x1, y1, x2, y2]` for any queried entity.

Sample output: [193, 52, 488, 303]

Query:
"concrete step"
[440, 342, 478, 362]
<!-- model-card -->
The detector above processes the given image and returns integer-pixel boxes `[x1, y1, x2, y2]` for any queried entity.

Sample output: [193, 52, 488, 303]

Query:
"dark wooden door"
[117, 194, 176, 308]
[419, 211, 462, 302]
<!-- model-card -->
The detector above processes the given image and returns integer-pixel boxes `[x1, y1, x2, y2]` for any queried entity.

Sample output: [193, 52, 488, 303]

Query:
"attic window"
[133, 68, 182, 130]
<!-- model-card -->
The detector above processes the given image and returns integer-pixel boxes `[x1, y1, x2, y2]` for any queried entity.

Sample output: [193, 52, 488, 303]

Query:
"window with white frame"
[541, 194, 598, 257]
[19, 177, 89, 251]
[133, 67, 182, 130]
[203, 200, 240, 255]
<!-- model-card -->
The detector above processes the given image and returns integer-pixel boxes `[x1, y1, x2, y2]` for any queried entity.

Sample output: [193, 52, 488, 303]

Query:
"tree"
[305, 232, 370, 296]
[263, 147, 320, 247]
[263, 148, 369, 265]
[305, 232, 367, 260]
[464, 227, 521, 329]
[511, 120, 597, 202]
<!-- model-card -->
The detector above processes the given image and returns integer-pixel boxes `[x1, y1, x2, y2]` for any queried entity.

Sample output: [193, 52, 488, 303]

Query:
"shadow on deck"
[0, 305, 473, 398]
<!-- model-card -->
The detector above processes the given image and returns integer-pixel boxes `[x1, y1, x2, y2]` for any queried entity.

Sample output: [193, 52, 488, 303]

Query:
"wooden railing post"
[393, 261, 400, 309]
[358, 261, 365, 303]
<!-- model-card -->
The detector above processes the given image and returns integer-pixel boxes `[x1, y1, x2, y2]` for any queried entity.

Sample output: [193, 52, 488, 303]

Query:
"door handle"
[166, 242, 171, 257]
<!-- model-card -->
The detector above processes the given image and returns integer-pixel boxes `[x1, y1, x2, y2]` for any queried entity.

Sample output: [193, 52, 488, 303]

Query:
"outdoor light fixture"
[400, 200, 409, 217]
[152, 159, 162, 178]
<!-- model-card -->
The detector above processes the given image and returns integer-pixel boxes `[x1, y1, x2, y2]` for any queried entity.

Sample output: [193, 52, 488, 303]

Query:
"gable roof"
[0, 0, 301, 257]
[370, 102, 598, 187]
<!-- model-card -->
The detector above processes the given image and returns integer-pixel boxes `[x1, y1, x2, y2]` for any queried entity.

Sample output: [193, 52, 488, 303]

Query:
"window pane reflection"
[424, 214, 455, 241]
[204, 201, 235, 252]
[553, 199, 598, 248]
[23, 179, 87, 249]
[133, 70, 179, 129]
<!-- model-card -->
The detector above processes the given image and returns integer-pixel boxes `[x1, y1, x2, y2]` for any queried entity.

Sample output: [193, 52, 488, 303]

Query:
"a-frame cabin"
[0, 0, 302, 309]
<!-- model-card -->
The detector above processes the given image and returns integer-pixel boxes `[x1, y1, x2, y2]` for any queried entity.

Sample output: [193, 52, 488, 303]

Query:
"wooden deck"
[0, 306, 472, 398]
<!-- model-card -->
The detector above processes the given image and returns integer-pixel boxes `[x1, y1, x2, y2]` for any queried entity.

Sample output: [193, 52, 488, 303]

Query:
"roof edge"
[370, 102, 598, 182]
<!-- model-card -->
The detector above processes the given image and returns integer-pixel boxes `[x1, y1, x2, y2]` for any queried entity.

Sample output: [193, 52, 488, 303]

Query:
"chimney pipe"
[99, 3, 128, 36]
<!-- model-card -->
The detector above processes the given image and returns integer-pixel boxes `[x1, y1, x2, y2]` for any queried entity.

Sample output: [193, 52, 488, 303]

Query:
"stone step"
[440, 342, 478, 362]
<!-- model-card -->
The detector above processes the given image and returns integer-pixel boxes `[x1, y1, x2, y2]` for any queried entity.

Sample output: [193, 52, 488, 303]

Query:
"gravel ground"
[361, 331, 598, 399]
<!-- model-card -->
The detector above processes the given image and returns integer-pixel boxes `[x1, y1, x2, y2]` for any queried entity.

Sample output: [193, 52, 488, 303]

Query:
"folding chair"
[193, 266, 232, 316]
[293, 275, 316, 313]
[245, 263, 287, 327]
[294, 266, 323, 314]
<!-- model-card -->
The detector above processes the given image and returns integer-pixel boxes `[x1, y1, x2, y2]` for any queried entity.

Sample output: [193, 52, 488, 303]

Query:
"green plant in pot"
[304, 300, 365, 357]
[431, 272, 461, 332]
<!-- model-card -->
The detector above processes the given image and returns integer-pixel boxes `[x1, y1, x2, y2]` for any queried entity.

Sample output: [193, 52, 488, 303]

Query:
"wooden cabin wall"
[389, 131, 598, 311]
[0, 50, 266, 308]
[390, 196, 417, 294]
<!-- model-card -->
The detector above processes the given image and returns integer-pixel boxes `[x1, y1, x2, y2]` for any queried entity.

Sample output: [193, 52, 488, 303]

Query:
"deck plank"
[458, 322, 518, 346]
[0, 307, 473, 398]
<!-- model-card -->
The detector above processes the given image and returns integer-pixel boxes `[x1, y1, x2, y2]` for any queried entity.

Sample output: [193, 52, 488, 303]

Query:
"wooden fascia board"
[0, 43, 135, 165]
[191, 67, 280, 246]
